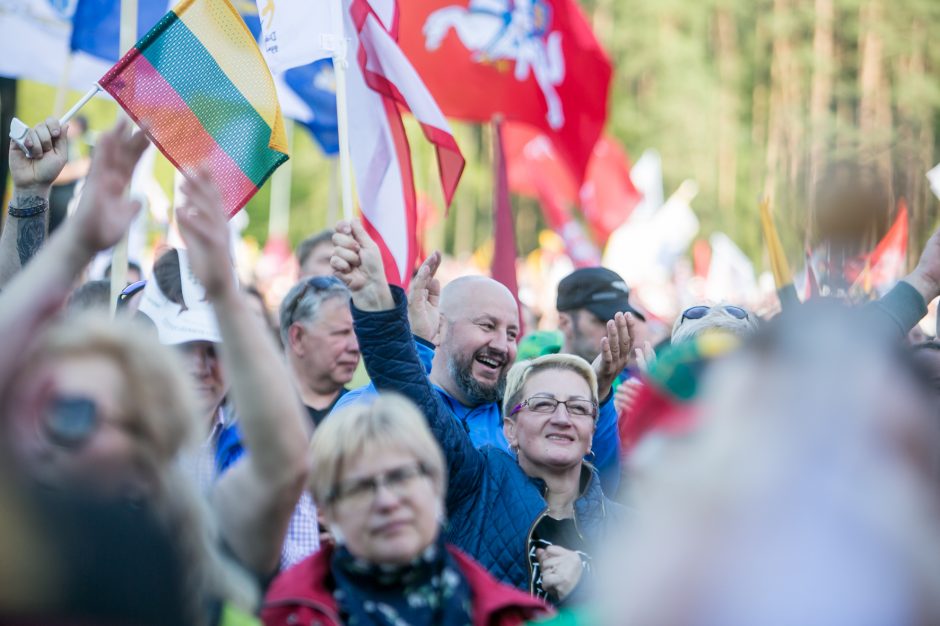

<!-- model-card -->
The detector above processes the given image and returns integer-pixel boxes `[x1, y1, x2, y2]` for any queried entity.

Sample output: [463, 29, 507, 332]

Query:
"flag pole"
[326, 0, 354, 223]
[327, 157, 339, 226]
[9, 84, 100, 156]
[52, 54, 73, 118]
[269, 119, 295, 240]
[109, 0, 138, 316]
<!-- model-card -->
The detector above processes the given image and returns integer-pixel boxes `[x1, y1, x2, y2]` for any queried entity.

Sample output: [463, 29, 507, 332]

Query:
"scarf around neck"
[330, 533, 473, 626]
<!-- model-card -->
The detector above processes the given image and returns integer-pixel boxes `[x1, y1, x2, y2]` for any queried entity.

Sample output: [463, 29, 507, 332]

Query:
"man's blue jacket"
[333, 309, 622, 494]
[348, 287, 624, 591]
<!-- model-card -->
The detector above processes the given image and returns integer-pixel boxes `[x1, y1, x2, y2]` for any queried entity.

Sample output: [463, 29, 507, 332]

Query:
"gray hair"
[671, 304, 758, 345]
[278, 276, 351, 346]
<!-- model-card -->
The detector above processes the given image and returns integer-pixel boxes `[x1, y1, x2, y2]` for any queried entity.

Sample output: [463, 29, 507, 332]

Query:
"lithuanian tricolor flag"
[99, 0, 288, 217]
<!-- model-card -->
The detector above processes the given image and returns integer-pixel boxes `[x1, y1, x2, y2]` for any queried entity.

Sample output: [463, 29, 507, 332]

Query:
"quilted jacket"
[261, 544, 550, 626]
[334, 315, 622, 494]
[351, 287, 625, 591]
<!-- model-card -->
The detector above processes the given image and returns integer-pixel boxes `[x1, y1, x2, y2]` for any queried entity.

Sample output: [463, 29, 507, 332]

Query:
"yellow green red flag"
[99, 0, 288, 217]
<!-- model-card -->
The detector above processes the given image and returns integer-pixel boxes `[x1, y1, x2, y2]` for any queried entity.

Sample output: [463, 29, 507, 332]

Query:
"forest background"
[14, 0, 940, 269]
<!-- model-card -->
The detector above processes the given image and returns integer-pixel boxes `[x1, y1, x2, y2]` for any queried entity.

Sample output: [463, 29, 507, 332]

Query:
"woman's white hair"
[671, 304, 758, 345]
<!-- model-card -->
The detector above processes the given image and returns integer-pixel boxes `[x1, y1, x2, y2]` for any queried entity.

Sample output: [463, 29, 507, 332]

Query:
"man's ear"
[558, 312, 574, 338]
[433, 317, 445, 348]
[288, 323, 305, 355]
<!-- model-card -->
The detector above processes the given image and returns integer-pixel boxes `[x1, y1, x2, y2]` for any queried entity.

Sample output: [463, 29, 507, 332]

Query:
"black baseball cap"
[556, 267, 646, 322]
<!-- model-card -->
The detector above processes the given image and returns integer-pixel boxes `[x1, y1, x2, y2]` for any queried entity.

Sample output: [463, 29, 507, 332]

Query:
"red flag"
[579, 137, 643, 243]
[868, 198, 908, 288]
[491, 120, 524, 331]
[502, 123, 640, 246]
[399, 0, 612, 183]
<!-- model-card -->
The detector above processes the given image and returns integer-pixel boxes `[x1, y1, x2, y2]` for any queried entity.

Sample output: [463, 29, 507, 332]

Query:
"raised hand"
[175, 168, 235, 300]
[408, 251, 442, 342]
[331, 220, 393, 311]
[592, 312, 636, 400]
[69, 118, 149, 255]
[9, 117, 69, 194]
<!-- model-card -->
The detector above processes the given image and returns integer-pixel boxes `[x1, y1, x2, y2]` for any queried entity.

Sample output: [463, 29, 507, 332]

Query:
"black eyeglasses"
[680, 305, 749, 324]
[283, 275, 344, 326]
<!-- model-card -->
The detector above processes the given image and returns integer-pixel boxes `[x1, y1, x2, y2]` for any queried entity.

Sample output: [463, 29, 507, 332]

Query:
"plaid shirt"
[188, 404, 320, 570]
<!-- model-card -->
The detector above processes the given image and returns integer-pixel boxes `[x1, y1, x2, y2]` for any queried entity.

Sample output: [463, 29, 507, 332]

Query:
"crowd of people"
[1, 117, 939, 626]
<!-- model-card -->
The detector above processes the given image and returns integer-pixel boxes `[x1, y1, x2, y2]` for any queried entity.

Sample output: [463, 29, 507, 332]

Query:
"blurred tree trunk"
[894, 18, 930, 267]
[857, 0, 893, 238]
[807, 0, 834, 239]
[715, 4, 739, 231]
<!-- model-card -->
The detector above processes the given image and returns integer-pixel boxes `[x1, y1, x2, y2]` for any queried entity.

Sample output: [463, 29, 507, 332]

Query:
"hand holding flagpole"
[9, 85, 101, 157]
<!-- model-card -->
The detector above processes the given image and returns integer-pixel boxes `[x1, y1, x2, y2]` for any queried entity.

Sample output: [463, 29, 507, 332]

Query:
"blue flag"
[235, 3, 338, 156]
[70, 0, 169, 61]
[285, 60, 339, 157]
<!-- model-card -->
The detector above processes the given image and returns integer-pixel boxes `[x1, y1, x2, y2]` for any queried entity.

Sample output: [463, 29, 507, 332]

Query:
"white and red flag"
[399, 0, 611, 184]
[346, 0, 465, 287]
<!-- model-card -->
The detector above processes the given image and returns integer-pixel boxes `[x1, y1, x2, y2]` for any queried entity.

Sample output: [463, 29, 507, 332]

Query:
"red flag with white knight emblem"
[399, 0, 612, 184]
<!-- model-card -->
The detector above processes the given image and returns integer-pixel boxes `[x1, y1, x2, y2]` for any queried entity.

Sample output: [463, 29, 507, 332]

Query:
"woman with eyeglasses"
[327, 221, 628, 607]
[671, 304, 757, 345]
[262, 394, 549, 626]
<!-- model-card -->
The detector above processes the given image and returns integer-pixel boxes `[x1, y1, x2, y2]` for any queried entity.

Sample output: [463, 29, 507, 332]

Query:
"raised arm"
[331, 220, 485, 507]
[0, 118, 70, 288]
[175, 169, 309, 576]
[0, 120, 148, 388]
[590, 312, 635, 493]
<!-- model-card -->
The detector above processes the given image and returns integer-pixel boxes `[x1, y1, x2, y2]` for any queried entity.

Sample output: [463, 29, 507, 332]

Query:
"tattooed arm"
[0, 121, 148, 389]
[0, 118, 69, 288]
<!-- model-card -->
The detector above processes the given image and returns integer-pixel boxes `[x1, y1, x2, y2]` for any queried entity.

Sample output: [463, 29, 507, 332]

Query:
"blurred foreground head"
[603, 301, 940, 625]
[7, 313, 197, 499]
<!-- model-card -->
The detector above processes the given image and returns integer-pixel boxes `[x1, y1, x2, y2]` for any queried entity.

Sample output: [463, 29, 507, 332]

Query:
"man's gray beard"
[447, 352, 506, 407]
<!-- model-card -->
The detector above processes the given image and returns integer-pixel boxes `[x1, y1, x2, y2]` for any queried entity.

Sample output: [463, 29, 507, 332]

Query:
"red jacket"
[261, 544, 552, 626]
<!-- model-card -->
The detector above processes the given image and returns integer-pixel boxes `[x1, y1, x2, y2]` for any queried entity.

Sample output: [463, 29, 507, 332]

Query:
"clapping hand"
[592, 312, 636, 400]
[408, 251, 442, 343]
[69, 118, 149, 255]
[175, 167, 236, 300]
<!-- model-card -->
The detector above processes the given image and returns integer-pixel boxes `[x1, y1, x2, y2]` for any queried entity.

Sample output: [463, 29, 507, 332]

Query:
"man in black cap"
[556, 266, 647, 364]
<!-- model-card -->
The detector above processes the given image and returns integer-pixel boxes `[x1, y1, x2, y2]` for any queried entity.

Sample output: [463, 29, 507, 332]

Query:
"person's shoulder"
[264, 548, 332, 604]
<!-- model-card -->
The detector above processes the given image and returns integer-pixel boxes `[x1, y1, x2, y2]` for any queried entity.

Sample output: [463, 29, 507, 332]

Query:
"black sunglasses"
[680, 305, 748, 324]
[283, 275, 344, 326]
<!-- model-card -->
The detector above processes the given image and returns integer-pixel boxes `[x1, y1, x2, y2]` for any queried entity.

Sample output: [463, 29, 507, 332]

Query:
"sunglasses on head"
[680, 305, 748, 324]
[116, 280, 147, 309]
[284, 275, 344, 326]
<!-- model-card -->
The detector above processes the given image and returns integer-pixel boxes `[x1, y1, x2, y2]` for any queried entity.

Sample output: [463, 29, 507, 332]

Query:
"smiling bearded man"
[331, 254, 625, 495]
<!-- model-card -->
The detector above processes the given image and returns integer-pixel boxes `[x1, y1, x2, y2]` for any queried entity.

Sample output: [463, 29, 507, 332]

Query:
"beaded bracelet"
[8, 198, 48, 218]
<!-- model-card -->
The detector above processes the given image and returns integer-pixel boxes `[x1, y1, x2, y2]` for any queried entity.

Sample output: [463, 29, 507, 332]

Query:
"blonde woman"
[262, 394, 549, 626]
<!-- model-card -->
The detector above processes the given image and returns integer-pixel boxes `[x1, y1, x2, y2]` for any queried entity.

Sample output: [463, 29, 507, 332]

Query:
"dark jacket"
[351, 287, 625, 591]
[261, 544, 550, 626]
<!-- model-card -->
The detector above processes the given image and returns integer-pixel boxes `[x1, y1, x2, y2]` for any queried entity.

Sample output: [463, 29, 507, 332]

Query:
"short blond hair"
[308, 394, 446, 506]
[29, 313, 198, 474]
[502, 353, 599, 418]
